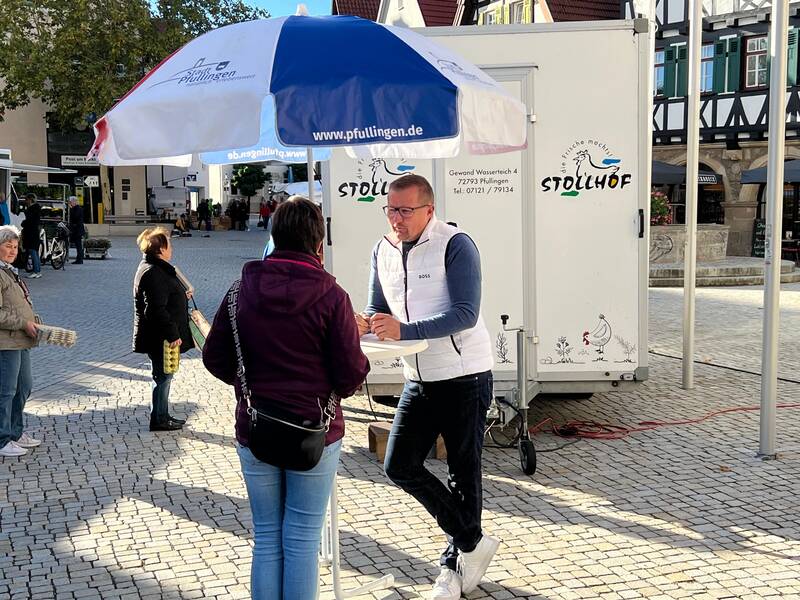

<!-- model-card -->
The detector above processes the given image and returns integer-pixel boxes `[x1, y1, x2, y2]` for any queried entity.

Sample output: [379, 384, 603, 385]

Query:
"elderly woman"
[203, 197, 369, 600]
[133, 227, 194, 431]
[0, 226, 41, 458]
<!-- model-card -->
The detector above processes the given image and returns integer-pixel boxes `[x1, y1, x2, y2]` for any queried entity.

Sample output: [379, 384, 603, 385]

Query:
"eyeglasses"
[382, 204, 432, 219]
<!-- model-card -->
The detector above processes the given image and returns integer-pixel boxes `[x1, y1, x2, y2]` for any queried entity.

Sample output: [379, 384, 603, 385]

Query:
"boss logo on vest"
[418, 273, 431, 279]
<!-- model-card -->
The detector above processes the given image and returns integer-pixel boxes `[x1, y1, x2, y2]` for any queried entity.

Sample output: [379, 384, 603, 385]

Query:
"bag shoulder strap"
[227, 278, 338, 429]
[227, 280, 253, 415]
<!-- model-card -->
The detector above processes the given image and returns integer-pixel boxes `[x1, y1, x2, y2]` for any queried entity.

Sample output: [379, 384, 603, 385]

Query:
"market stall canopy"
[741, 160, 800, 184]
[652, 160, 720, 185]
[272, 180, 322, 197]
[11, 163, 78, 175]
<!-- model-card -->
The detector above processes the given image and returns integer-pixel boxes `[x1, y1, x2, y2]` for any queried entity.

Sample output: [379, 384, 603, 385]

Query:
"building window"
[654, 50, 665, 95]
[481, 9, 495, 24]
[510, 1, 524, 23]
[701, 44, 714, 92]
[745, 36, 768, 88]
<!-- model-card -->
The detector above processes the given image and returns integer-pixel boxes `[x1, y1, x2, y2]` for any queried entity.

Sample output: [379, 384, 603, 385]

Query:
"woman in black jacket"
[133, 227, 194, 431]
[21, 194, 42, 278]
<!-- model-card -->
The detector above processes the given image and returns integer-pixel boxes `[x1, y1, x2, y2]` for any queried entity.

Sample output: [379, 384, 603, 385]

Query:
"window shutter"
[663, 46, 677, 97]
[523, 0, 532, 23]
[713, 40, 727, 92]
[727, 37, 741, 91]
[676, 45, 689, 96]
[788, 29, 798, 86]
[494, 5, 502, 23]
[503, 4, 510, 24]
[478, 11, 485, 24]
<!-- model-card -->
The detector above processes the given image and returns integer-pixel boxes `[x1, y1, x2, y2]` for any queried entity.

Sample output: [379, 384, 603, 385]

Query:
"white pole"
[682, 0, 703, 389]
[759, 0, 789, 460]
[307, 147, 315, 201]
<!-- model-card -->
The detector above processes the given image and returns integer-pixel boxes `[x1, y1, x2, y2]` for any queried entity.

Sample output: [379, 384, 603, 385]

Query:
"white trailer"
[322, 20, 651, 470]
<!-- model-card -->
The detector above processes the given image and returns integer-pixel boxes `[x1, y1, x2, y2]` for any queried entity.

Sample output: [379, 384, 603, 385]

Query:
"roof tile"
[546, 0, 621, 21]
[331, 0, 381, 21]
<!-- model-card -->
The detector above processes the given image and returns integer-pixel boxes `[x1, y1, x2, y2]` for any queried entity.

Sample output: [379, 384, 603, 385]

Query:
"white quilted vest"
[376, 216, 493, 382]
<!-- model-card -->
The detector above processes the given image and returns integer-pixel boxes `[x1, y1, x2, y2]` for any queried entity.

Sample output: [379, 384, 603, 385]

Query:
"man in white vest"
[356, 174, 499, 599]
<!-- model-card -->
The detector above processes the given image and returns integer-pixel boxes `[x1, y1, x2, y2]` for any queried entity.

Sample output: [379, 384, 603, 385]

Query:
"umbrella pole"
[682, 0, 702, 390]
[307, 147, 315, 201]
[759, 0, 789, 460]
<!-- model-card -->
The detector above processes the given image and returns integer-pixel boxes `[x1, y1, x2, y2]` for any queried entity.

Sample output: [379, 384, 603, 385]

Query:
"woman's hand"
[354, 312, 370, 336]
[185, 290, 193, 300]
[24, 320, 38, 338]
[168, 338, 182, 348]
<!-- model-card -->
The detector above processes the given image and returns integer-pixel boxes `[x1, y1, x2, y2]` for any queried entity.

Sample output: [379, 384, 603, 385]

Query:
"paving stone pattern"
[1, 231, 799, 599]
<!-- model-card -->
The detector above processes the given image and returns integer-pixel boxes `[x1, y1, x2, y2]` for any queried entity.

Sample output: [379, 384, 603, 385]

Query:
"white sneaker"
[16, 432, 42, 448]
[456, 534, 500, 593]
[429, 567, 462, 600]
[0, 441, 28, 457]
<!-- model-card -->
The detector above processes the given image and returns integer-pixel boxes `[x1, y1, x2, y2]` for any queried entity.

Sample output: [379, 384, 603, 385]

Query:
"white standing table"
[319, 336, 428, 599]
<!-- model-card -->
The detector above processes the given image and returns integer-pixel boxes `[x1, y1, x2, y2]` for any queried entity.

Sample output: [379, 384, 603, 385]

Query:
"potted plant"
[84, 237, 112, 260]
[650, 190, 672, 225]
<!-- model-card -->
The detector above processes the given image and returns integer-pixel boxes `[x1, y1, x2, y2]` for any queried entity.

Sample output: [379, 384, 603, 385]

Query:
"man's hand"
[24, 320, 38, 339]
[370, 313, 401, 341]
[354, 312, 371, 337]
[186, 290, 194, 300]
[168, 338, 182, 348]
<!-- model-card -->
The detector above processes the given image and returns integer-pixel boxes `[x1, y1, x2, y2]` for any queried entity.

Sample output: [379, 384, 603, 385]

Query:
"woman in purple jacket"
[203, 196, 369, 600]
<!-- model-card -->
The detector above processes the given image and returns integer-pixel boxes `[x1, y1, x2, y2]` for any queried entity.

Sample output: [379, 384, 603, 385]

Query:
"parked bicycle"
[25, 220, 69, 271]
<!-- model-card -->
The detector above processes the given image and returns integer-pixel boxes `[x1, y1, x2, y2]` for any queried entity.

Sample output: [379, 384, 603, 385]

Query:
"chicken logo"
[337, 159, 416, 203]
[582, 314, 612, 362]
[540, 139, 632, 197]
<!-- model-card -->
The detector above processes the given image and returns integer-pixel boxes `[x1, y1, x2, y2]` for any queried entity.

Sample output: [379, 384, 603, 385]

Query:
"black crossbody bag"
[227, 279, 336, 471]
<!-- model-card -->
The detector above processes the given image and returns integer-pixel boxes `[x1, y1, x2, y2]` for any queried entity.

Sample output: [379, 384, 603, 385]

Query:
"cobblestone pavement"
[2, 232, 799, 599]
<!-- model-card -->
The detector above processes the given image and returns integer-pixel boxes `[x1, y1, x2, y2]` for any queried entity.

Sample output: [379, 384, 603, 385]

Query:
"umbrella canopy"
[89, 15, 527, 166]
[651, 160, 720, 185]
[741, 159, 800, 184]
[199, 96, 331, 165]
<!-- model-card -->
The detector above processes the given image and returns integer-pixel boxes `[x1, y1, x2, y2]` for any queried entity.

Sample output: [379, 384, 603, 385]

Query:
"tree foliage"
[231, 164, 267, 199]
[0, 0, 269, 128]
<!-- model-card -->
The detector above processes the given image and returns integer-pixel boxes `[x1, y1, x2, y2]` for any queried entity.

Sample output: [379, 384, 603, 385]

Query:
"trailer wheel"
[519, 439, 536, 475]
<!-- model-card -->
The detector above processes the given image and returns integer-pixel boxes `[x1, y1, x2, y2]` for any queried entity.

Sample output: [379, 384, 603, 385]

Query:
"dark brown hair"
[388, 174, 434, 205]
[271, 196, 325, 256]
[136, 226, 171, 257]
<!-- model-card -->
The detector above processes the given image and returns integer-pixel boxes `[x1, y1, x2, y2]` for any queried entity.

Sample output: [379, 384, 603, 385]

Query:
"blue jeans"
[0, 349, 33, 447]
[238, 439, 341, 600]
[147, 350, 172, 423]
[29, 249, 41, 274]
[384, 371, 493, 571]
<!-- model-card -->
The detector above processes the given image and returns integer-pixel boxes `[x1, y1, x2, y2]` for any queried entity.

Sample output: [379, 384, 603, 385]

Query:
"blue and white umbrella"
[89, 15, 527, 167]
[199, 96, 331, 165]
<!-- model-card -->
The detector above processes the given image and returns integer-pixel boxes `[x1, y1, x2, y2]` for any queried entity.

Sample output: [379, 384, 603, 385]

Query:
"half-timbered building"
[625, 0, 800, 255]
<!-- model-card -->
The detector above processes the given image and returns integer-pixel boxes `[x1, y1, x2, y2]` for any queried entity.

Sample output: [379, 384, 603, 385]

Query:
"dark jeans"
[147, 349, 173, 424]
[72, 236, 84, 262]
[384, 371, 493, 571]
